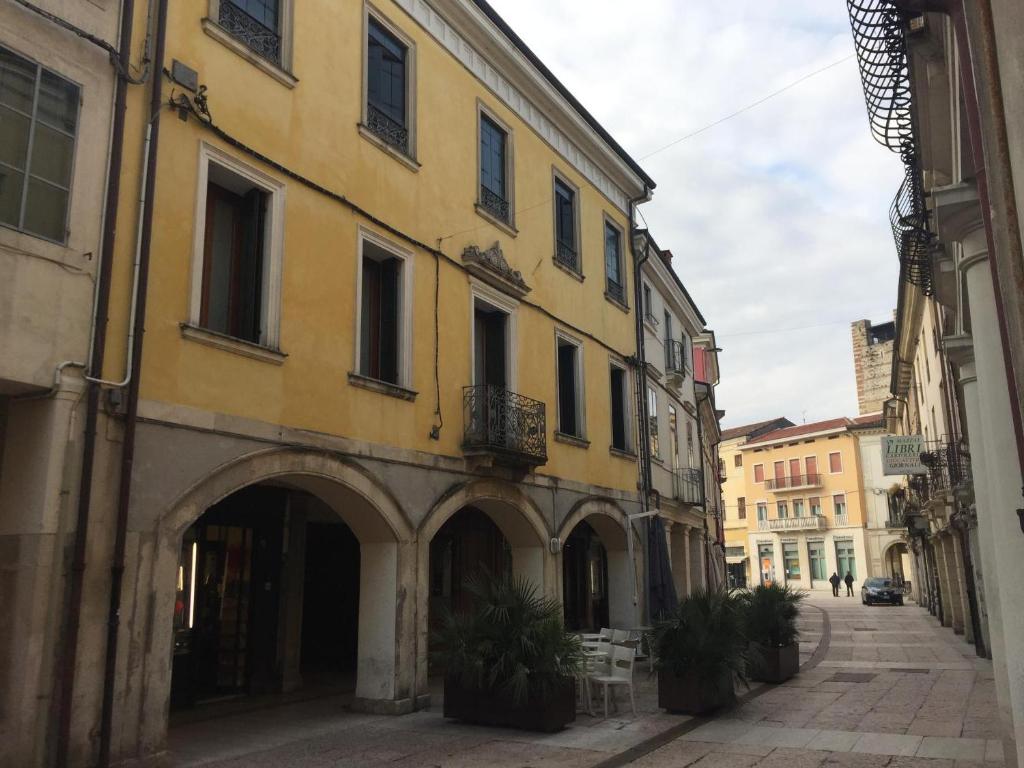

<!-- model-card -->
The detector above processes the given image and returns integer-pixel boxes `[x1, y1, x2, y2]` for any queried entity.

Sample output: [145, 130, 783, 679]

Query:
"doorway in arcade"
[169, 486, 360, 710]
[561, 520, 609, 631]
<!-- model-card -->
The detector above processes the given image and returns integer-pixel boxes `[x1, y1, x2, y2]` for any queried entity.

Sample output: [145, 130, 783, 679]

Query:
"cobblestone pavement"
[623, 597, 1002, 768]
[167, 598, 997, 767]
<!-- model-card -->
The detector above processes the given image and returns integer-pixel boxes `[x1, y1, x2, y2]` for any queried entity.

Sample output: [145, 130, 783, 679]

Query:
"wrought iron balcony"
[764, 473, 823, 492]
[555, 240, 579, 273]
[463, 385, 546, 466]
[606, 278, 626, 305]
[757, 515, 828, 533]
[218, 0, 282, 65]
[479, 185, 511, 224]
[673, 467, 704, 506]
[919, 440, 971, 499]
[665, 340, 685, 377]
[366, 103, 409, 154]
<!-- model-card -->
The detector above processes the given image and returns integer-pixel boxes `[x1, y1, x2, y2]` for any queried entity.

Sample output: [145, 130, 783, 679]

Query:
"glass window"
[737, 497, 746, 520]
[647, 386, 659, 458]
[753, 464, 764, 483]
[553, 178, 577, 269]
[777, 501, 788, 518]
[0, 46, 79, 243]
[201, 179, 268, 344]
[359, 249, 402, 384]
[366, 17, 409, 153]
[604, 222, 623, 301]
[479, 114, 508, 221]
[835, 540, 857, 580]
[756, 502, 768, 521]
[808, 541, 826, 581]
[734, 454, 742, 468]
[556, 338, 581, 438]
[783, 542, 800, 581]
[829, 451, 843, 473]
[833, 494, 847, 516]
[609, 365, 628, 451]
[810, 496, 822, 515]
[793, 499, 805, 517]
[218, 0, 282, 64]
[668, 405, 679, 468]
[232, 0, 279, 29]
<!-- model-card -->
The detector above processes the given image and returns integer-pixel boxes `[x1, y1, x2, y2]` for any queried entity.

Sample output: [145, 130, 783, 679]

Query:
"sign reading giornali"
[882, 435, 927, 475]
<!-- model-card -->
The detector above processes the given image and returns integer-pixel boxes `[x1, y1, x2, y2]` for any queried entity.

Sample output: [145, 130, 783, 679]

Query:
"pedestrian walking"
[829, 571, 841, 597]
[844, 571, 854, 596]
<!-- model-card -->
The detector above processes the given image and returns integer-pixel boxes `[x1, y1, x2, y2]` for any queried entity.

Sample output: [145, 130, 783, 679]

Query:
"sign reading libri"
[882, 435, 927, 475]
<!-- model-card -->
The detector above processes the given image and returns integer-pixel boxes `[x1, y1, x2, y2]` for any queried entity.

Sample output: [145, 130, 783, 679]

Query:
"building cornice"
[396, 0, 649, 214]
[741, 426, 850, 451]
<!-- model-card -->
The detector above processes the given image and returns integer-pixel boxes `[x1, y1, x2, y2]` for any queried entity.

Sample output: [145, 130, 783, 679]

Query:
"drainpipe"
[54, 1, 137, 765]
[626, 187, 651, 624]
[96, 0, 168, 764]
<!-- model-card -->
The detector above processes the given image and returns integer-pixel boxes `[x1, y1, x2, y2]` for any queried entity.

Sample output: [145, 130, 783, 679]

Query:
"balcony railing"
[218, 0, 282, 65]
[673, 467, 704, 506]
[764, 473, 822, 491]
[921, 440, 971, 495]
[757, 515, 828, 533]
[555, 240, 579, 273]
[834, 513, 849, 527]
[665, 340, 685, 376]
[463, 385, 546, 466]
[479, 185, 511, 223]
[606, 278, 626, 305]
[366, 103, 409, 154]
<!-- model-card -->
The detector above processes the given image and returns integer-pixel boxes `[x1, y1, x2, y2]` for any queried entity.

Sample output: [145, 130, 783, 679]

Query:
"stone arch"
[557, 497, 641, 629]
[414, 478, 554, 693]
[143, 447, 416, 753]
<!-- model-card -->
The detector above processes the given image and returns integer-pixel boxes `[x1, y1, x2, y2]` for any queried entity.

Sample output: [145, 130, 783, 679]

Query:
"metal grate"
[673, 467, 704, 506]
[847, 0, 933, 295]
[828, 672, 878, 683]
[479, 185, 510, 224]
[462, 384, 546, 465]
[218, 0, 282, 65]
[366, 103, 409, 154]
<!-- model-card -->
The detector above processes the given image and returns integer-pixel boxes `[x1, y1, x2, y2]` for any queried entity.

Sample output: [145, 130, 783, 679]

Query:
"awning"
[726, 555, 748, 565]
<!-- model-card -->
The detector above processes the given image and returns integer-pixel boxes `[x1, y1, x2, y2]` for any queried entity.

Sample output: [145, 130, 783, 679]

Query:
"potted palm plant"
[653, 588, 748, 715]
[433, 570, 583, 732]
[738, 583, 806, 683]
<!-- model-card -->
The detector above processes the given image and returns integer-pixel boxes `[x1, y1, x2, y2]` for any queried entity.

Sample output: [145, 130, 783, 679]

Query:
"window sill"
[201, 19, 298, 89]
[651, 455, 664, 466]
[552, 257, 584, 282]
[609, 446, 637, 461]
[347, 372, 417, 401]
[180, 324, 287, 365]
[604, 291, 630, 313]
[555, 431, 590, 448]
[357, 124, 420, 172]
[474, 204, 518, 237]
[643, 317, 660, 334]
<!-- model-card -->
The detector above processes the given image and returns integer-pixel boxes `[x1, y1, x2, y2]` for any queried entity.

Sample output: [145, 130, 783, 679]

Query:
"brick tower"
[851, 318, 895, 415]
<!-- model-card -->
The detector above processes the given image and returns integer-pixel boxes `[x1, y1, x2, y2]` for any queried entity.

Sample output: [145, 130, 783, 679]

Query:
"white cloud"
[489, 0, 905, 427]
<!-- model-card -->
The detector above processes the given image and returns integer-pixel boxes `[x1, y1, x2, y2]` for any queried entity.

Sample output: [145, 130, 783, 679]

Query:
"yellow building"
[0, 1, 714, 765]
[720, 417, 877, 592]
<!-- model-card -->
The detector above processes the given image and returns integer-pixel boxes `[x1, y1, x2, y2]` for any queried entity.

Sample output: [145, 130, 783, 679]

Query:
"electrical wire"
[717, 314, 893, 339]
[638, 54, 855, 160]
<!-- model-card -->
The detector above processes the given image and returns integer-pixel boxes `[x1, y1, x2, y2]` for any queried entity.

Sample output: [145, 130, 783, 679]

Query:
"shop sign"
[882, 435, 927, 475]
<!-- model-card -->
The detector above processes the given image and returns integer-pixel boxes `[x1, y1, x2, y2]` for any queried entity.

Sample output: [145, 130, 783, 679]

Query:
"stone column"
[669, 524, 688, 598]
[941, 531, 966, 634]
[950, 531, 974, 644]
[932, 535, 953, 627]
[960, 237, 1024, 767]
[688, 525, 705, 593]
[678, 525, 692, 596]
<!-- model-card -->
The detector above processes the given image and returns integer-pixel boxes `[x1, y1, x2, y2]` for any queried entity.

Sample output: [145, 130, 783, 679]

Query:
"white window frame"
[793, 499, 805, 517]
[554, 329, 586, 439]
[204, 0, 296, 86]
[188, 142, 286, 350]
[469, 278, 518, 390]
[776, 501, 788, 518]
[475, 100, 516, 233]
[360, 4, 418, 165]
[647, 385, 660, 459]
[609, 357, 634, 452]
[352, 225, 415, 388]
[602, 213, 627, 306]
[756, 501, 769, 521]
[809, 497, 823, 516]
[833, 491, 848, 517]
[828, 451, 843, 474]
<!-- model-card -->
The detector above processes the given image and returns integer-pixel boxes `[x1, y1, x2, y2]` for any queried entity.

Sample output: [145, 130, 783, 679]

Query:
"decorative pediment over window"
[461, 242, 530, 298]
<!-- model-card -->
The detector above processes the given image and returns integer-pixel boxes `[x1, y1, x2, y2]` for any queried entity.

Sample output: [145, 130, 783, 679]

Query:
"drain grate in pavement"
[828, 672, 878, 683]
[853, 627, 877, 631]
[896, 668, 930, 674]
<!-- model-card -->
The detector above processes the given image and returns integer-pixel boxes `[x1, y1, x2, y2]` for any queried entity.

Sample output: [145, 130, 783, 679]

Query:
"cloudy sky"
[489, 0, 906, 429]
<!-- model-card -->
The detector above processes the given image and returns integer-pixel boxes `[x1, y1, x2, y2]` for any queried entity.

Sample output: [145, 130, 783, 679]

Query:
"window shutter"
[238, 188, 266, 343]
[379, 258, 400, 383]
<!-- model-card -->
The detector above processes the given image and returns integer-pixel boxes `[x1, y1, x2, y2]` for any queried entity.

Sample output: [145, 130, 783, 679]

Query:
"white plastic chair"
[588, 643, 636, 718]
[610, 628, 629, 644]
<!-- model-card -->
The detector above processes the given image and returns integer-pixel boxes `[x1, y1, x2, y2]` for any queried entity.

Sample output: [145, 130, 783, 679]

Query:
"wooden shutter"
[379, 258, 400, 383]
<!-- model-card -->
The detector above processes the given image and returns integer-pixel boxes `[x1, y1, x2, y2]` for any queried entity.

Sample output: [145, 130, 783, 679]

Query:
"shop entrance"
[561, 520, 609, 631]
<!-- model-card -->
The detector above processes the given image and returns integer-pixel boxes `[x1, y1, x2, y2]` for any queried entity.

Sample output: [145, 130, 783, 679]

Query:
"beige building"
[851, 319, 895, 415]
[848, 1, 1024, 764]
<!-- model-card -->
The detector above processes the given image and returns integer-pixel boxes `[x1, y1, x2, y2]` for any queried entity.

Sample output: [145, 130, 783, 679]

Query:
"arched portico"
[415, 478, 553, 694]
[556, 498, 639, 630]
[140, 448, 415, 752]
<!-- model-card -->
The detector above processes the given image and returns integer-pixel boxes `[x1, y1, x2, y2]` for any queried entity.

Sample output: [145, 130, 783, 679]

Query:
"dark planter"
[657, 668, 735, 715]
[748, 641, 800, 684]
[443, 677, 576, 732]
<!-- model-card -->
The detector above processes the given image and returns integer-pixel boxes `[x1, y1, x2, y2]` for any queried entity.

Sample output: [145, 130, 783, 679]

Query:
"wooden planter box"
[657, 668, 735, 715]
[443, 677, 576, 732]
[748, 641, 800, 684]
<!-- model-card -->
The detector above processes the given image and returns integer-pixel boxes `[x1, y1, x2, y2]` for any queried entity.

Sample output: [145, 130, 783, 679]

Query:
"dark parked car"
[861, 577, 904, 606]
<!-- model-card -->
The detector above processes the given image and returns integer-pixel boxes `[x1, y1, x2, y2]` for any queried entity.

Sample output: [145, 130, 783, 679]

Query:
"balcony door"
[773, 461, 785, 487]
[474, 304, 508, 388]
[805, 456, 818, 480]
[789, 458, 801, 484]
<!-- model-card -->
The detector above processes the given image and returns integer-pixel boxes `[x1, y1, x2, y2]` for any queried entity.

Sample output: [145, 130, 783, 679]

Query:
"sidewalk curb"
[588, 606, 832, 768]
